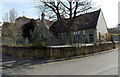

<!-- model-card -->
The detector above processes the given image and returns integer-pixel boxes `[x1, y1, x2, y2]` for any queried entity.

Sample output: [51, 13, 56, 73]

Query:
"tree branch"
[60, 1, 70, 10]
[73, 1, 78, 18]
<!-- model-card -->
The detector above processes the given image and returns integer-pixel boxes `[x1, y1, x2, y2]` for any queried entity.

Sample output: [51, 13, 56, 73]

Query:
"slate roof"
[49, 9, 101, 36]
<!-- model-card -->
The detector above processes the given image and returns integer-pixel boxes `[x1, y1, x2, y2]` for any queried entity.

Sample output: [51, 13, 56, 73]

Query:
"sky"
[0, 0, 119, 28]
[118, 1, 120, 24]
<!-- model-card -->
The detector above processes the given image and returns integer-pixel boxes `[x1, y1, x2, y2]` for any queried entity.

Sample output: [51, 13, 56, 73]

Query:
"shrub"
[29, 37, 47, 47]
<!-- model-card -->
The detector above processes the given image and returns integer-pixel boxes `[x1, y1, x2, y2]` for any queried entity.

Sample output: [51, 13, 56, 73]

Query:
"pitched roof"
[15, 16, 31, 21]
[44, 19, 53, 29]
[49, 9, 101, 35]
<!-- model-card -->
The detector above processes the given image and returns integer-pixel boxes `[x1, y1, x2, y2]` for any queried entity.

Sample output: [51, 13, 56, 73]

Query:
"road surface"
[2, 48, 119, 75]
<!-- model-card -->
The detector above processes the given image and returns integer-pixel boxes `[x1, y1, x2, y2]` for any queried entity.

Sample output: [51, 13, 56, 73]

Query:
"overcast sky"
[92, 0, 119, 28]
[0, 0, 119, 28]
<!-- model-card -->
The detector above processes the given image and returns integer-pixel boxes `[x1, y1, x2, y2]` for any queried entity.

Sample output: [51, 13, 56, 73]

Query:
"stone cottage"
[49, 9, 108, 44]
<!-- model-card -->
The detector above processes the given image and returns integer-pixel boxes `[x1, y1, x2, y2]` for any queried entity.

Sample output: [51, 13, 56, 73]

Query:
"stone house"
[15, 16, 31, 28]
[49, 9, 108, 44]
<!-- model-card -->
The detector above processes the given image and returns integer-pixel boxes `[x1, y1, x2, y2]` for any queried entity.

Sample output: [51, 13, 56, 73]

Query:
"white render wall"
[96, 10, 108, 36]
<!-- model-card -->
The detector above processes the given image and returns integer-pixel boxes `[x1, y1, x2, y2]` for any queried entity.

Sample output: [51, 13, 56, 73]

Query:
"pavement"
[1, 48, 119, 75]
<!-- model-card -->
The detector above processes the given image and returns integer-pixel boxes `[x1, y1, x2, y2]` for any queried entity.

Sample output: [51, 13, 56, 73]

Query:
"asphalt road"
[2, 48, 118, 75]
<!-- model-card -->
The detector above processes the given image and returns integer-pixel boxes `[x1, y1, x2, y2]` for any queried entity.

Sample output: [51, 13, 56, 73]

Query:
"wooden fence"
[1, 42, 120, 59]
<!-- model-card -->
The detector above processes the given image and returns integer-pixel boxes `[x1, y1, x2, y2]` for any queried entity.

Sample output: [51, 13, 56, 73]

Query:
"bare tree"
[2, 9, 22, 45]
[2, 22, 22, 45]
[3, 13, 9, 22]
[3, 8, 18, 23]
[34, 0, 96, 44]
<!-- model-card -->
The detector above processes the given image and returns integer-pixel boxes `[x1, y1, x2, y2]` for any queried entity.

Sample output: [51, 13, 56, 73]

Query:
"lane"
[2, 48, 118, 75]
[94, 65, 118, 75]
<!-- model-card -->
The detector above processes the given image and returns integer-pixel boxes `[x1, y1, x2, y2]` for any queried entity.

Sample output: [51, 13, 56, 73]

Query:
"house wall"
[49, 28, 97, 45]
[72, 29, 97, 43]
[81, 29, 97, 43]
[85, 29, 97, 43]
[96, 11, 108, 37]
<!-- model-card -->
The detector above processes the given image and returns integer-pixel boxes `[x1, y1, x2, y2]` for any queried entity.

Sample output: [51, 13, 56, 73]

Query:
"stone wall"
[2, 42, 120, 59]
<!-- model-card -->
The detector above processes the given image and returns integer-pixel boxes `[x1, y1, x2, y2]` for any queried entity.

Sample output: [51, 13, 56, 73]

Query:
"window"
[73, 32, 77, 35]
[73, 31, 80, 35]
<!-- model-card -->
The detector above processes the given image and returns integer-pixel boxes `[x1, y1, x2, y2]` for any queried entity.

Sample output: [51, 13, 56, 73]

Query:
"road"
[2, 48, 118, 75]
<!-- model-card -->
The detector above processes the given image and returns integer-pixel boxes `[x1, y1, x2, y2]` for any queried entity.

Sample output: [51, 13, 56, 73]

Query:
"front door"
[89, 34, 94, 43]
